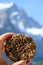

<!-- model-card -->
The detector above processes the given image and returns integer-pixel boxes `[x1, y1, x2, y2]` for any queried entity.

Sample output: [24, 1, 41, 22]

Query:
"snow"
[0, 2, 13, 9]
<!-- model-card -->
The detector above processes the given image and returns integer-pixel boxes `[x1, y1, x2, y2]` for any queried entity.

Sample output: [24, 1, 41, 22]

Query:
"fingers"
[12, 60, 26, 65]
[26, 60, 30, 65]
[1, 41, 6, 52]
[0, 32, 15, 41]
[0, 32, 15, 53]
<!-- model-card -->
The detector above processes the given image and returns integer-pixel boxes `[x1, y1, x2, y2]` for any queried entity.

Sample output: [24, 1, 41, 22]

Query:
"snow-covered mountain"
[0, 2, 43, 62]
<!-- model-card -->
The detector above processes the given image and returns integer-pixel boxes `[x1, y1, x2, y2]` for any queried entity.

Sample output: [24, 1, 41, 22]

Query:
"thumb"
[0, 32, 14, 40]
[12, 60, 26, 65]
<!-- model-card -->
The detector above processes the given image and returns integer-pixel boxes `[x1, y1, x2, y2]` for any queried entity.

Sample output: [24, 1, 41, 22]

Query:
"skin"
[0, 32, 30, 65]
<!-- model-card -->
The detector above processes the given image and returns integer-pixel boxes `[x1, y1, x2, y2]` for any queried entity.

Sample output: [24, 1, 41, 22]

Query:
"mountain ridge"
[0, 2, 43, 62]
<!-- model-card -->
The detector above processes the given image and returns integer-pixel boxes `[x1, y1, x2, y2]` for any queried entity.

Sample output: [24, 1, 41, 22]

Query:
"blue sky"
[0, 0, 43, 26]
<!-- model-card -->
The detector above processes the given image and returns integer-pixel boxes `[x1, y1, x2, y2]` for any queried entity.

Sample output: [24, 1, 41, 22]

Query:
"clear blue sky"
[0, 0, 43, 26]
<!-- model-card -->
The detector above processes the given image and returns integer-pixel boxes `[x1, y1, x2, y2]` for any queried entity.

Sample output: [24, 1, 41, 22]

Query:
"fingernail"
[26, 60, 29, 63]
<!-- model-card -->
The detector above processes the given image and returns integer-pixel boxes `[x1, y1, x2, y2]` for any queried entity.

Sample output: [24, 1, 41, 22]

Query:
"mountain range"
[0, 2, 43, 62]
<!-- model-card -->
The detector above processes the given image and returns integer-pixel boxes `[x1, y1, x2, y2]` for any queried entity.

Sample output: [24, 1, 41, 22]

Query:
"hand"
[0, 32, 14, 54]
[0, 32, 30, 65]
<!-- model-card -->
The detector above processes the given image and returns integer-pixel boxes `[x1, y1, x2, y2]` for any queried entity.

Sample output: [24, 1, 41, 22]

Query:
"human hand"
[12, 60, 30, 65]
[0, 32, 30, 65]
[0, 32, 14, 55]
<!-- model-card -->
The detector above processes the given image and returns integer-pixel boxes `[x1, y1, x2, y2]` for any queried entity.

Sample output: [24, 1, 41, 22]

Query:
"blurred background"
[0, 0, 43, 65]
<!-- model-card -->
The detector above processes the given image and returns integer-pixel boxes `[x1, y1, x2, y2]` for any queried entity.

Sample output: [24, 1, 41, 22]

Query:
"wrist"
[0, 55, 5, 64]
[0, 55, 10, 65]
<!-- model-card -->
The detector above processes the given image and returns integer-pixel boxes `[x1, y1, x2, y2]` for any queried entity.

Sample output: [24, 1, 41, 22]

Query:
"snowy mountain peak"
[0, 2, 14, 9]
